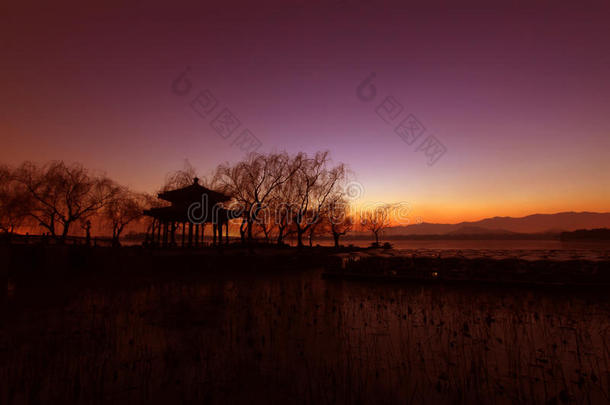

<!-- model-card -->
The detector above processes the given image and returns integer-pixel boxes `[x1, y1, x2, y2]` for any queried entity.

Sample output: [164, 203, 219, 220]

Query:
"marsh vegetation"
[2, 266, 609, 404]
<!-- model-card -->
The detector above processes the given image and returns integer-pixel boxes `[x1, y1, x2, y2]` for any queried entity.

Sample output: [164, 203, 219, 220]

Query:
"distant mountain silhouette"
[446, 226, 516, 235]
[386, 212, 610, 236]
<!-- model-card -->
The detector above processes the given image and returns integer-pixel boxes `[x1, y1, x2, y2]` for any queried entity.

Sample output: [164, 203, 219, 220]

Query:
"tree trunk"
[374, 231, 379, 245]
[240, 218, 247, 244]
[114, 224, 125, 247]
[277, 227, 284, 245]
[247, 219, 253, 241]
[48, 217, 56, 237]
[333, 233, 340, 248]
[60, 222, 71, 243]
[112, 225, 118, 247]
[296, 227, 304, 248]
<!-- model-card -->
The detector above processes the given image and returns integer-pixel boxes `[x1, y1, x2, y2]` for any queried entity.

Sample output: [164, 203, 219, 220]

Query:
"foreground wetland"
[2, 244, 610, 404]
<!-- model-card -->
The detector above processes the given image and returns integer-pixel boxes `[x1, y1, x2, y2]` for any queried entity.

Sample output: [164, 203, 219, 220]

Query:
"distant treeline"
[560, 228, 610, 241]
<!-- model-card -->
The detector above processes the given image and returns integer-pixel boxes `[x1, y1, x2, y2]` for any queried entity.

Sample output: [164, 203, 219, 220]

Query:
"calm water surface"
[327, 239, 610, 251]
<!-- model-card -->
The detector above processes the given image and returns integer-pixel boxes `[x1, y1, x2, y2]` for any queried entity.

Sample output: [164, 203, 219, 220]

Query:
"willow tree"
[103, 188, 146, 246]
[289, 151, 346, 248]
[0, 165, 32, 235]
[327, 196, 353, 248]
[14, 161, 119, 241]
[161, 159, 201, 192]
[214, 152, 303, 242]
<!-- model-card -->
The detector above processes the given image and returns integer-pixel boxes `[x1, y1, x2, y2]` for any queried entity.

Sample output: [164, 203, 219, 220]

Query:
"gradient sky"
[2, 0, 609, 223]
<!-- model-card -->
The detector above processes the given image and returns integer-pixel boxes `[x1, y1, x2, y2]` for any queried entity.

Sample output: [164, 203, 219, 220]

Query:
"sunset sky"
[2, 1, 609, 223]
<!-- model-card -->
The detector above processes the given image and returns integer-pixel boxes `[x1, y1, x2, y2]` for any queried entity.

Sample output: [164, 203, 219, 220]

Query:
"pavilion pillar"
[175, 222, 179, 246]
[213, 223, 217, 246]
[157, 220, 161, 247]
[195, 224, 200, 247]
[160, 221, 164, 247]
[165, 221, 169, 247]
[181, 222, 185, 247]
[170, 222, 176, 246]
[188, 222, 193, 247]
[163, 221, 169, 247]
[225, 222, 229, 245]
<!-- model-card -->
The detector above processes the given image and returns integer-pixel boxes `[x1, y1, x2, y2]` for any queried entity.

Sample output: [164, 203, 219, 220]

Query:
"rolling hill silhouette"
[386, 212, 610, 236]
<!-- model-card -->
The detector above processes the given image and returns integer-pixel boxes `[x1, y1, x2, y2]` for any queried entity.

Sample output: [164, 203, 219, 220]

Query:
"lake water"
[311, 238, 610, 251]
[2, 263, 609, 404]
[124, 236, 610, 253]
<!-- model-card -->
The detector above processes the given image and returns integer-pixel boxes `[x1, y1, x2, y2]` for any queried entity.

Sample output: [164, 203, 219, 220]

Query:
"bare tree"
[290, 151, 346, 247]
[327, 197, 353, 248]
[140, 192, 164, 245]
[274, 202, 295, 246]
[103, 188, 145, 246]
[161, 159, 201, 192]
[253, 204, 275, 243]
[0, 165, 32, 236]
[306, 210, 331, 247]
[214, 152, 302, 242]
[156, 160, 213, 245]
[271, 176, 299, 245]
[359, 204, 393, 246]
[14, 161, 119, 241]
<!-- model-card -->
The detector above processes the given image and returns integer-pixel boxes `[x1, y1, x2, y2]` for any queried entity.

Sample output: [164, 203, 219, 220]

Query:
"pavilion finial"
[193, 177, 199, 185]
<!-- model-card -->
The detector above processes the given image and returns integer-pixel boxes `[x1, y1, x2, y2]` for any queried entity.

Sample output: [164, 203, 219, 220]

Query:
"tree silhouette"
[103, 188, 145, 246]
[290, 151, 346, 247]
[214, 152, 303, 242]
[0, 165, 32, 236]
[327, 197, 353, 248]
[14, 161, 119, 241]
[161, 159, 202, 192]
[360, 204, 393, 245]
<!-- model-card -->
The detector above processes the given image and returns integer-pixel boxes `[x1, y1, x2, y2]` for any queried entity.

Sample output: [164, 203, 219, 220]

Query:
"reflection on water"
[2, 268, 609, 404]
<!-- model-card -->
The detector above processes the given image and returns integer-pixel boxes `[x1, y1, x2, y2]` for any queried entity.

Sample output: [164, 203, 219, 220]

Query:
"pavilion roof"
[157, 177, 231, 204]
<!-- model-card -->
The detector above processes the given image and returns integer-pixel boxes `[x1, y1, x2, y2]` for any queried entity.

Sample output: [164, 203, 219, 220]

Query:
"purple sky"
[2, 1, 609, 222]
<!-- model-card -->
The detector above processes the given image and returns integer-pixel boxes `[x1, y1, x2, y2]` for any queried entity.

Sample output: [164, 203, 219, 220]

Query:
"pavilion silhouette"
[144, 178, 232, 247]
